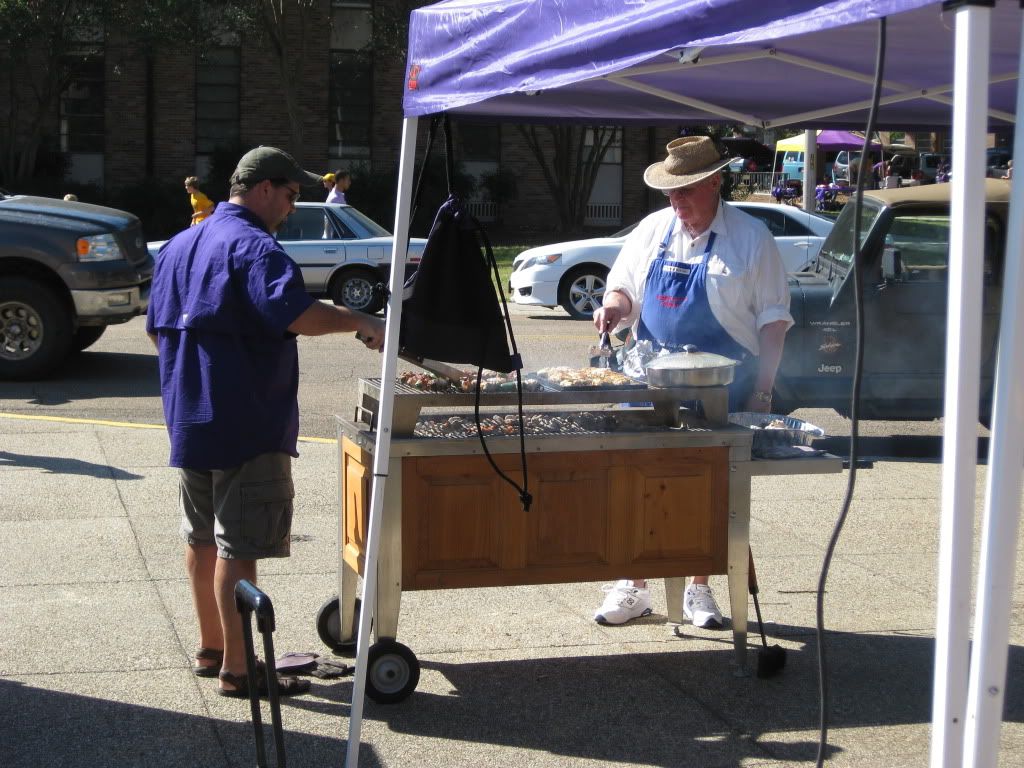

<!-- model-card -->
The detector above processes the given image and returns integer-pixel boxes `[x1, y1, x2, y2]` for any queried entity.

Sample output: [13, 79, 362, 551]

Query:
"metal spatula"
[588, 332, 613, 368]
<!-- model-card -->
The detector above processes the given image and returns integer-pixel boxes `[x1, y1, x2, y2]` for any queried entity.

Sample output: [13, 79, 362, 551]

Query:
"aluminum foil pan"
[728, 412, 825, 451]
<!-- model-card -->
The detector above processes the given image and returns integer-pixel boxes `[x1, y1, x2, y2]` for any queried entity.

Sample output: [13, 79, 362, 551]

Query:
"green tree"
[516, 124, 618, 233]
[0, 0, 212, 185]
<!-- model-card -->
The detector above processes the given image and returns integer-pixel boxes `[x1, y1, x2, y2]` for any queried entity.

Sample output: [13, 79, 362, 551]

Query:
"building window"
[196, 46, 241, 155]
[586, 127, 623, 226]
[60, 55, 105, 154]
[459, 123, 500, 221]
[329, 1, 373, 163]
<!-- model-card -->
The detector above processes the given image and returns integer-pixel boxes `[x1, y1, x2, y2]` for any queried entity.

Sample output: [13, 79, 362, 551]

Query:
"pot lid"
[645, 345, 739, 371]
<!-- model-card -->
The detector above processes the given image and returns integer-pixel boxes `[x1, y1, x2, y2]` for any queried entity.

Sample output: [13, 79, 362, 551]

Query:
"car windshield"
[613, 223, 639, 238]
[817, 196, 883, 270]
[336, 205, 391, 237]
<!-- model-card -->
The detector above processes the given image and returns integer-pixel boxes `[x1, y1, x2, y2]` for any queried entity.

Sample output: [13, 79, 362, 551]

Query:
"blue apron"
[636, 219, 755, 411]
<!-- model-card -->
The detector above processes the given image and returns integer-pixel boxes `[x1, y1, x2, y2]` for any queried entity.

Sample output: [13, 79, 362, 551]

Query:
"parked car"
[773, 179, 1008, 424]
[0, 194, 153, 379]
[833, 148, 926, 184]
[149, 203, 426, 314]
[985, 148, 1012, 178]
[509, 202, 834, 319]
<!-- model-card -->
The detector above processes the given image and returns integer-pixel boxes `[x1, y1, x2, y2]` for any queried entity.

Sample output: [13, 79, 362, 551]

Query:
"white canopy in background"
[345, 3, 1024, 767]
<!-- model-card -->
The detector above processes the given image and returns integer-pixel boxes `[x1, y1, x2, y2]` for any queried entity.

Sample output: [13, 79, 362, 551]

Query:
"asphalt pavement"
[2, 401, 1022, 768]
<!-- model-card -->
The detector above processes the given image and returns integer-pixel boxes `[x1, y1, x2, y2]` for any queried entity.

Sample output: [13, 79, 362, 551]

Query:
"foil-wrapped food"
[728, 412, 824, 453]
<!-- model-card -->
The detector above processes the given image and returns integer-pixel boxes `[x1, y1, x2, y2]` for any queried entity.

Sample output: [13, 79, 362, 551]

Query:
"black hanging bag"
[400, 193, 518, 372]
[397, 115, 531, 511]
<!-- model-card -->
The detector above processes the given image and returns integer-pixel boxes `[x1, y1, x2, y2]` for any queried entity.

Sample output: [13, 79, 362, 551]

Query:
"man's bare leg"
[186, 543, 223, 671]
[214, 556, 257, 690]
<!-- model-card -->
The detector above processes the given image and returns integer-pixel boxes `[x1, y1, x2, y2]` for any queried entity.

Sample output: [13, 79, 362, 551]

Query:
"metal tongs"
[588, 331, 613, 369]
[397, 350, 469, 382]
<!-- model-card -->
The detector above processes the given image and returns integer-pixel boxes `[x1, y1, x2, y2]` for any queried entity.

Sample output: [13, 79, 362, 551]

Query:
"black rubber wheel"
[365, 639, 420, 704]
[558, 265, 608, 320]
[72, 325, 106, 352]
[316, 596, 362, 656]
[0, 277, 74, 380]
[331, 268, 383, 314]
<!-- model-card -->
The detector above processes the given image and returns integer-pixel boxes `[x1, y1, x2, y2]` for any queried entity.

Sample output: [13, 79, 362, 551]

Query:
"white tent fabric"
[344, 3, 1024, 767]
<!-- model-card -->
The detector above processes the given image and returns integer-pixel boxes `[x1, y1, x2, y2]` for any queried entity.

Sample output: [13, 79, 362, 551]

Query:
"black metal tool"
[235, 580, 287, 768]
[748, 548, 787, 678]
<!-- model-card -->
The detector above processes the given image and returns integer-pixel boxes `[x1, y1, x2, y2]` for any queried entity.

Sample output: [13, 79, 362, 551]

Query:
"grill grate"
[414, 412, 618, 439]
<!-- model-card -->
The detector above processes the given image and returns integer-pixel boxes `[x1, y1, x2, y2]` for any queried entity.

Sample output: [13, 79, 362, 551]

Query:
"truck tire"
[0, 277, 74, 380]
[73, 325, 107, 352]
[330, 268, 384, 314]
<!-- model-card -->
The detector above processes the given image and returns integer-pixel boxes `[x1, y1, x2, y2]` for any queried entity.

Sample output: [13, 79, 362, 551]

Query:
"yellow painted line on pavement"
[512, 333, 592, 340]
[0, 412, 165, 429]
[0, 412, 334, 444]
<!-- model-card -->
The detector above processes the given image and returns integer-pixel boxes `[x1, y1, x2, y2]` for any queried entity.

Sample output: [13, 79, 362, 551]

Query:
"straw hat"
[643, 136, 732, 190]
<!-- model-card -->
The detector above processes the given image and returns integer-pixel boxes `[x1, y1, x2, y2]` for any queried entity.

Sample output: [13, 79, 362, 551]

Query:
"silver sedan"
[148, 203, 426, 314]
[276, 203, 426, 314]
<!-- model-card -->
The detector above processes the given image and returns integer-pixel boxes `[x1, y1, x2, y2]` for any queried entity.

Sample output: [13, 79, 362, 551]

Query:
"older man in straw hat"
[592, 136, 793, 628]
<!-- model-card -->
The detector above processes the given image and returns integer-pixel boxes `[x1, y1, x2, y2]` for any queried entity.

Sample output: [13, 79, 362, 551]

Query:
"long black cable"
[814, 17, 886, 767]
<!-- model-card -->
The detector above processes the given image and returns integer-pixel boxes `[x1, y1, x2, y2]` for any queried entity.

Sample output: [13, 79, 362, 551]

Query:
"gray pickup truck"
[773, 180, 1006, 424]
[0, 195, 153, 379]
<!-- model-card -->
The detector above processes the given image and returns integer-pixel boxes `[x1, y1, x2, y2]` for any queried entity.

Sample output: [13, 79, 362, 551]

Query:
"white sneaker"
[684, 583, 724, 629]
[593, 581, 652, 625]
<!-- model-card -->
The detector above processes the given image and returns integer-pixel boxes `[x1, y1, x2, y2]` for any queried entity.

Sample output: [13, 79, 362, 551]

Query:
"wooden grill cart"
[322, 377, 841, 702]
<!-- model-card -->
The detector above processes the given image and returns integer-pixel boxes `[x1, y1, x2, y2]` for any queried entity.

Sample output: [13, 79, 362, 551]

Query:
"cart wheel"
[365, 640, 420, 704]
[316, 596, 362, 656]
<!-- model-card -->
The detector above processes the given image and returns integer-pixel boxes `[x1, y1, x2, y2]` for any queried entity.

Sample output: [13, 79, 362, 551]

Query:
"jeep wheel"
[0, 277, 74, 380]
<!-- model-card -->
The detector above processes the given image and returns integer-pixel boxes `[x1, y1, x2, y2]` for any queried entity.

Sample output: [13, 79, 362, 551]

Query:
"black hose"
[814, 16, 886, 767]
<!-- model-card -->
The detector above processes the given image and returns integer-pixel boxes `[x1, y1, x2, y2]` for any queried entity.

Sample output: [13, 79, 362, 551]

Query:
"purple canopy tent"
[815, 130, 882, 150]
[773, 129, 885, 196]
[345, 3, 1024, 767]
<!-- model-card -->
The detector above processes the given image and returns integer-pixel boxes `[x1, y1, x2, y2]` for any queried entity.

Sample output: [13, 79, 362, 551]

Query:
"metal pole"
[930, 4, 991, 767]
[344, 115, 419, 768]
[963, 10, 1024, 766]
[803, 128, 817, 211]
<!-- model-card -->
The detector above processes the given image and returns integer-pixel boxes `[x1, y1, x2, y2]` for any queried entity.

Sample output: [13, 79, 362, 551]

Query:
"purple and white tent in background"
[345, 2, 1024, 767]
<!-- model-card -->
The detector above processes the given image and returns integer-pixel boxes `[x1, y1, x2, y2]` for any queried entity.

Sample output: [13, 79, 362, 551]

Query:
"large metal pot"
[645, 345, 738, 388]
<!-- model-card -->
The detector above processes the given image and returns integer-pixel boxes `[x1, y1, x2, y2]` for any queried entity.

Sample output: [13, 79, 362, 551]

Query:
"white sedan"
[509, 202, 834, 319]
[148, 202, 426, 314]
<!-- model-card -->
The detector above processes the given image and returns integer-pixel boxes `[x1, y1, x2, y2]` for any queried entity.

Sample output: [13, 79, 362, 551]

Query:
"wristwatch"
[751, 390, 773, 404]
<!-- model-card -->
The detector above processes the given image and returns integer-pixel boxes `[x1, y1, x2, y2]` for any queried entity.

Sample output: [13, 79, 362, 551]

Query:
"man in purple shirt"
[147, 146, 385, 698]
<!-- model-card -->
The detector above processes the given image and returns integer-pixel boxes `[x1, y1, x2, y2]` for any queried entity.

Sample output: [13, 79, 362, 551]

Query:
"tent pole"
[963, 11, 1024, 766]
[344, 115, 419, 768]
[930, 4, 991, 768]
[802, 129, 816, 211]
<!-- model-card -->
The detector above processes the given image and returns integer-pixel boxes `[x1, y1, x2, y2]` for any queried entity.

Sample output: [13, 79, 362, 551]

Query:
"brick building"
[1, 0, 679, 239]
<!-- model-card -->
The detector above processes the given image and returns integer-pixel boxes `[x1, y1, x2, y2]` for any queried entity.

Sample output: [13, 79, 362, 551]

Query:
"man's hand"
[356, 316, 385, 351]
[593, 290, 631, 333]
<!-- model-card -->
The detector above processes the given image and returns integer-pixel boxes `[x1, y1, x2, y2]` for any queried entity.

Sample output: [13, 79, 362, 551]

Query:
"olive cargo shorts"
[178, 452, 295, 559]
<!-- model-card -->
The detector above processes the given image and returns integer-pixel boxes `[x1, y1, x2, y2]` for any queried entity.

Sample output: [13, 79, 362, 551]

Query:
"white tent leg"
[930, 5, 991, 768]
[345, 115, 419, 768]
[963, 12, 1024, 767]
[802, 129, 817, 211]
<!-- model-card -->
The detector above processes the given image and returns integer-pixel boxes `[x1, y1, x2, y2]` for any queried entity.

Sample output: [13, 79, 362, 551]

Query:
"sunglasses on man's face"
[267, 179, 301, 203]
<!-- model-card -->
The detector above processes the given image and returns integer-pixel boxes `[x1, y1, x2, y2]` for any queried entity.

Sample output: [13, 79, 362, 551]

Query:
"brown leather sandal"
[218, 661, 311, 698]
[193, 647, 223, 678]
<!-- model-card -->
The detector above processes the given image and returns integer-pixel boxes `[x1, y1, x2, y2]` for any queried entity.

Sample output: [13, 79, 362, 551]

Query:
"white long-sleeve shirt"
[605, 202, 793, 357]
